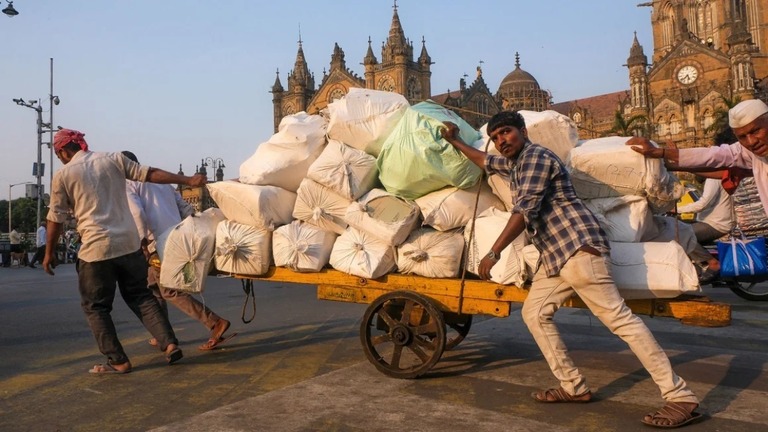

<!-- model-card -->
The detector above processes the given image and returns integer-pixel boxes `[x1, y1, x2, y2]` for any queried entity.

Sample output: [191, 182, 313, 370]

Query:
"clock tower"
[635, 0, 768, 149]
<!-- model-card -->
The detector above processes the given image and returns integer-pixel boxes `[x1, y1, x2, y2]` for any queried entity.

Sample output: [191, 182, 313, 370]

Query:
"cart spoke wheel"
[444, 313, 473, 351]
[360, 291, 446, 379]
[726, 280, 768, 301]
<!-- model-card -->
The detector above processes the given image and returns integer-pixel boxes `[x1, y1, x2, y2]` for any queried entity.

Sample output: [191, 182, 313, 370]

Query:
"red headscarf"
[53, 128, 89, 152]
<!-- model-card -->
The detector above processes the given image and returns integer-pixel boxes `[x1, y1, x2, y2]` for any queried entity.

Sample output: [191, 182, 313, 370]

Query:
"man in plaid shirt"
[441, 111, 700, 428]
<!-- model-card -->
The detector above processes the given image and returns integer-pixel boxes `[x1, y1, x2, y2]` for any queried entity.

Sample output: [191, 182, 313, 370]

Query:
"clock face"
[677, 65, 699, 84]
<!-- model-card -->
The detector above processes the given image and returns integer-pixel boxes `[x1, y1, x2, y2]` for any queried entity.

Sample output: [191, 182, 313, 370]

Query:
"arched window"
[702, 109, 714, 130]
[406, 77, 421, 103]
[329, 87, 346, 103]
[656, 116, 667, 136]
[669, 115, 681, 135]
[377, 75, 396, 92]
[572, 112, 582, 124]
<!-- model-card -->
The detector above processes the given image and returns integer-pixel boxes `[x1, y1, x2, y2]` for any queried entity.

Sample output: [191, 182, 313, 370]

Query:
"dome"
[498, 53, 541, 94]
[496, 52, 550, 112]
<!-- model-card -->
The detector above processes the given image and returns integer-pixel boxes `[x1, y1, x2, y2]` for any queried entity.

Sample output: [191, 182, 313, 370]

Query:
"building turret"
[627, 32, 649, 114]
[418, 36, 431, 66]
[381, 1, 413, 63]
[728, 14, 757, 100]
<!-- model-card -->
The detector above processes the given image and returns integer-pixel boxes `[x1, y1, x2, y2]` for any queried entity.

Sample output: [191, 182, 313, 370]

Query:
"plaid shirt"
[485, 143, 609, 276]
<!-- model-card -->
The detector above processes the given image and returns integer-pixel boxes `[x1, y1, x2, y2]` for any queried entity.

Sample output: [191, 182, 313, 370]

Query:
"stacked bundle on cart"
[155, 87, 700, 301]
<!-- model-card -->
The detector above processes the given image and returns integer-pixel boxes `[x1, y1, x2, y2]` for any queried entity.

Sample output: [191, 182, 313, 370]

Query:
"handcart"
[232, 266, 731, 379]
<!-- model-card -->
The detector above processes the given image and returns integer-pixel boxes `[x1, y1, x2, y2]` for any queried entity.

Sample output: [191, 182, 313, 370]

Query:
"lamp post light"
[13, 98, 49, 229]
[2, 1, 18, 17]
[201, 157, 225, 182]
[8, 181, 33, 234]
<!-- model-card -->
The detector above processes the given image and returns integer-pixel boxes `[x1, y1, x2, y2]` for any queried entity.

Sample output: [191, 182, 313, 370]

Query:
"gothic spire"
[418, 36, 431, 65]
[627, 31, 648, 67]
[330, 42, 346, 70]
[364, 36, 378, 65]
[271, 68, 284, 92]
[290, 33, 312, 88]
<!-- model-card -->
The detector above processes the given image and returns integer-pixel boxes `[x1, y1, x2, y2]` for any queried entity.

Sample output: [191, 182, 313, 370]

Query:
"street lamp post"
[201, 157, 225, 182]
[8, 181, 33, 233]
[12, 99, 44, 229]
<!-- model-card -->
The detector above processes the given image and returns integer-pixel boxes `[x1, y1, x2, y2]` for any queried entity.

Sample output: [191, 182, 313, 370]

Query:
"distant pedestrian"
[43, 128, 207, 374]
[29, 221, 49, 268]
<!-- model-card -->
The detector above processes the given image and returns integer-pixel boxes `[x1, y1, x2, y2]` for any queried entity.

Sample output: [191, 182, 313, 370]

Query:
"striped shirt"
[485, 143, 609, 276]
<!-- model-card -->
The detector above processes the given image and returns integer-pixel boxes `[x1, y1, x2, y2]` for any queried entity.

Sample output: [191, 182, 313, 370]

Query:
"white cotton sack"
[293, 178, 352, 235]
[521, 241, 700, 299]
[157, 208, 226, 294]
[326, 88, 410, 157]
[609, 241, 700, 299]
[464, 208, 528, 286]
[306, 139, 379, 200]
[566, 136, 683, 212]
[214, 220, 272, 276]
[329, 227, 396, 279]
[478, 110, 578, 161]
[273, 220, 337, 272]
[640, 215, 699, 256]
[487, 174, 514, 211]
[416, 182, 505, 231]
[583, 195, 654, 243]
[239, 112, 328, 191]
[207, 181, 296, 229]
[344, 189, 421, 246]
[397, 228, 465, 278]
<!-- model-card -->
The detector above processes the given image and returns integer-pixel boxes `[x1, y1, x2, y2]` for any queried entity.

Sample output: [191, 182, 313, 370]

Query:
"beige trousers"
[521, 250, 698, 403]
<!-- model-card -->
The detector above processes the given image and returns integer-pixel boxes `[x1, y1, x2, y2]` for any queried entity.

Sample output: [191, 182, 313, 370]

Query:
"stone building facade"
[553, 0, 768, 146]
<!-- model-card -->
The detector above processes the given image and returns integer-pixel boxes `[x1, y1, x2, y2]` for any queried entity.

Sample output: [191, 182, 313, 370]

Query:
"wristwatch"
[487, 250, 500, 262]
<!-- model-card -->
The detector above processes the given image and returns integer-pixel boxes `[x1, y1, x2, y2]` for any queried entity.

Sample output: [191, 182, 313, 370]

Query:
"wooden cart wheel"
[359, 290, 446, 379]
[443, 313, 473, 351]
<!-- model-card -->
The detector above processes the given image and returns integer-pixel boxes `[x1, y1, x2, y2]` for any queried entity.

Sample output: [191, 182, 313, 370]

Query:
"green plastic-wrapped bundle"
[376, 100, 482, 199]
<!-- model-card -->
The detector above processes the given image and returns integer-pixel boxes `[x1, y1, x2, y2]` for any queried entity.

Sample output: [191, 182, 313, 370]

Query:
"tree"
[605, 110, 648, 137]
[9, 198, 37, 234]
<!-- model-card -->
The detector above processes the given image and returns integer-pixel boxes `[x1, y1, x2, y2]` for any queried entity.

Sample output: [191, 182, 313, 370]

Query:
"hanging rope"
[458, 137, 494, 314]
[240, 278, 257, 324]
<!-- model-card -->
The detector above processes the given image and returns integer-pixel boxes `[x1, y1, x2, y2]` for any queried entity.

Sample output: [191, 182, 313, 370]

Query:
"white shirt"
[676, 178, 735, 233]
[679, 142, 768, 217]
[36, 225, 46, 248]
[9, 229, 21, 245]
[48, 151, 149, 262]
[125, 181, 194, 248]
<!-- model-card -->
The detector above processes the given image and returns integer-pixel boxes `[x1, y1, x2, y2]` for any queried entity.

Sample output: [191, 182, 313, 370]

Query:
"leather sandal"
[531, 387, 592, 403]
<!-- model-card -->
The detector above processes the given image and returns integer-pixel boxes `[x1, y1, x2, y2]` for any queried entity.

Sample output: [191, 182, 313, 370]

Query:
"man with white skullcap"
[628, 98, 768, 217]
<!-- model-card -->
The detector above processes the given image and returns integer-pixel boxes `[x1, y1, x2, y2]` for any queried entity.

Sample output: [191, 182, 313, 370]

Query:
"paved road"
[1, 264, 766, 432]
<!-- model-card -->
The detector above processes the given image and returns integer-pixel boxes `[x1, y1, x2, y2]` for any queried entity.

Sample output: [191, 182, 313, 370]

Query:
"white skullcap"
[728, 99, 768, 128]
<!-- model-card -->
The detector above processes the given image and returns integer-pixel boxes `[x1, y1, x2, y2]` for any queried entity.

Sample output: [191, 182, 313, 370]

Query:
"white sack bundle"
[416, 182, 505, 231]
[640, 215, 699, 256]
[397, 228, 465, 278]
[207, 181, 296, 229]
[583, 195, 654, 243]
[214, 220, 272, 276]
[344, 189, 421, 246]
[464, 208, 528, 286]
[329, 227, 396, 279]
[273, 220, 337, 272]
[306, 139, 378, 200]
[239, 112, 327, 191]
[157, 208, 226, 293]
[487, 174, 514, 211]
[326, 87, 410, 157]
[566, 136, 683, 212]
[293, 178, 352, 235]
[608, 241, 700, 299]
[478, 110, 578, 161]
[521, 241, 699, 299]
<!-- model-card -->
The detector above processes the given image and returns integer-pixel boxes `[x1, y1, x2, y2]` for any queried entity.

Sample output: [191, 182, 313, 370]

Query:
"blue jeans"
[77, 249, 178, 365]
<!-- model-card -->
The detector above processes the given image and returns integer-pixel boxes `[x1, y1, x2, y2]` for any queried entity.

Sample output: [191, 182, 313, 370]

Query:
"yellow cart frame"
[233, 266, 730, 378]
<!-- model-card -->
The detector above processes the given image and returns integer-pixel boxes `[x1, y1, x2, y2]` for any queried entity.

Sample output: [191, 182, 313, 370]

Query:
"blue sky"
[0, 0, 654, 199]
